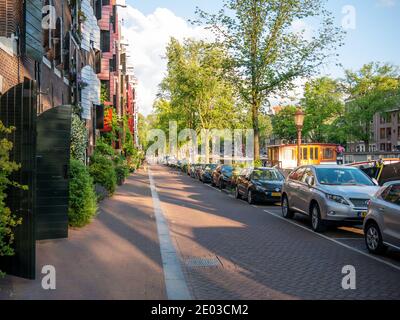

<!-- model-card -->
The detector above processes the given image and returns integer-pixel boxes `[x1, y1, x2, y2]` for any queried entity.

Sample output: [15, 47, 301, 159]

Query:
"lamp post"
[294, 108, 305, 167]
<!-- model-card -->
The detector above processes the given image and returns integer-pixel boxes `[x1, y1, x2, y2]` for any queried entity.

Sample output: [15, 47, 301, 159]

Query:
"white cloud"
[377, 0, 396, 7]
[120, 7, 213, 115]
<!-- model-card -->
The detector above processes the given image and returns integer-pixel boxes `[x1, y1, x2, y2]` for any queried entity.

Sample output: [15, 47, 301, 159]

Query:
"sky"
[120, 0, 400, 115]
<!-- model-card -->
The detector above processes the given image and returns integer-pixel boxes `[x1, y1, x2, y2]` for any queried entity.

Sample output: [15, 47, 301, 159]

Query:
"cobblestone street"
[2, 165, 399, 300]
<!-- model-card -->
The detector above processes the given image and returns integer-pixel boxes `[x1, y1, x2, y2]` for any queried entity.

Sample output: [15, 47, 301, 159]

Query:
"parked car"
[212, 165, 233, 189]
[199, 164, 218, 183]
[363, 181, 400, 254]
[231, 166, 250, 188]
[281, 165, 380, 232]
[235, 167, 285, 204]
[347, 159, 400, 185]
[195, 164, 206, 180]
[190, 164, 203, 178]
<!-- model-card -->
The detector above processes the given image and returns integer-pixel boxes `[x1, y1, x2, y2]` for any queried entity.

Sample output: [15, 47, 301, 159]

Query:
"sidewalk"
[0, 169, 166, 300]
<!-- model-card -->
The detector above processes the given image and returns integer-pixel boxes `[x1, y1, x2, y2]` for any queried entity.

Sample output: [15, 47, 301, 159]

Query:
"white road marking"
[263, 209, 400, 272]
[148, 169, 192, 300]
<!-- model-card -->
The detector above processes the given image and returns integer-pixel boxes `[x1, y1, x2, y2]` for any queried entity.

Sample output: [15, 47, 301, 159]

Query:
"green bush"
[89, 152, 117, 195]
[113, 155, 129, 185]
[68, 159, 97, 227]
[70, 113, 88, 163]
[0, 121, 23, 277]
[95, 138, 115, 157]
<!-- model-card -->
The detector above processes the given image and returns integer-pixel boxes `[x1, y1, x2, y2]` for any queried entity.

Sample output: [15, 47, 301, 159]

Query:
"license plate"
[272, 192, 281, 197]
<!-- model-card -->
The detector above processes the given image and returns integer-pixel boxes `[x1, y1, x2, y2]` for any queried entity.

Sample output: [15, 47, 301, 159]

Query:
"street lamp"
[294, 108, 305, 167]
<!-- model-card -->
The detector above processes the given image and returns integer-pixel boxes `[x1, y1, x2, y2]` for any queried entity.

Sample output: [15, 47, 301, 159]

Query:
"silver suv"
[281, 165, 380, 232]
[364, 181, 400, 254]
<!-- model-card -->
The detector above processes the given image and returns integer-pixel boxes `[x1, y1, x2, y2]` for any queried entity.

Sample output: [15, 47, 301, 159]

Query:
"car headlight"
[326, 194, 350, 206]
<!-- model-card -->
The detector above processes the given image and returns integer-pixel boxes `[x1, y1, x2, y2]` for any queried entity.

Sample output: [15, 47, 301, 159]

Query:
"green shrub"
[95, 138, 116, 157]
[89, 152, 117, 195]
[0, 121, 23, 277]
[69, 159, 98, 227]
[70, 113, 88, 163]
[113, 155, 129, 185]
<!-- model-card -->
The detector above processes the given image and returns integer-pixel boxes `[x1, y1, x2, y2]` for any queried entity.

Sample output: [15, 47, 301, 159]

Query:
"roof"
[268, 143, 339, 148]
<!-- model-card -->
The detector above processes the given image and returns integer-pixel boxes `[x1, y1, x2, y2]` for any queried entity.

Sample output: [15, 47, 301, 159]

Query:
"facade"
[347, 108, 400, 154]
[97, 0, 121, 142]
[373, 109, 400, 152]
[0, 0, 137, 278]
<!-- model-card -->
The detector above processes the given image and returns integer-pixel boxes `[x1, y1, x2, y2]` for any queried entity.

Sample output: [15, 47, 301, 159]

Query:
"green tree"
[343, 62, 400, 150]
[195, 0, 344, 160]
[271, 105, 298, 141]
[301, 77, 344, 142]
[157, 38, 239, 161]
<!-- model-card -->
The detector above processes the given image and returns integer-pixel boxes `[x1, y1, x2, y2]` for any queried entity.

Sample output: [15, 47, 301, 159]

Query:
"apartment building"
[373, 109, 400, 152]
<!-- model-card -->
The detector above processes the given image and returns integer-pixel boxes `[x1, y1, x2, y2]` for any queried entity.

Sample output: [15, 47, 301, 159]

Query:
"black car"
[212, 165, 233, 189]
[349, 160, 400, 186]
[235, 167, 285, 204]
[199, 164, 218, 183]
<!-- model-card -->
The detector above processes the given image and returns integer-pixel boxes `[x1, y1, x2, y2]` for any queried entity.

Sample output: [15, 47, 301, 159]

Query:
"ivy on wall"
[70, 113, 88, 163]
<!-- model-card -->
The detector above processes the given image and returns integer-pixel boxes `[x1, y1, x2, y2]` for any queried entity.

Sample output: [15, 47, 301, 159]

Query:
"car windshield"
[315, 168, 374, 186]
[222, 166, 232, 172]
[252, 169, 284, 181]
[205, 164, 217, 171]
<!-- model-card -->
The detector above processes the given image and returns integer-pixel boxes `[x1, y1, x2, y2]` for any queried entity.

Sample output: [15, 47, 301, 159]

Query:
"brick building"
[347, 108, 400, 153]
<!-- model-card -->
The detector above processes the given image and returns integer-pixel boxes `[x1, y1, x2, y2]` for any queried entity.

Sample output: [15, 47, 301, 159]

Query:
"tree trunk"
[252, 102, 260, 161]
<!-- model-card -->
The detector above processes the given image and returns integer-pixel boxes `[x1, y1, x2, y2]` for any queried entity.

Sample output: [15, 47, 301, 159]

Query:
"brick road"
[151, 165, 400, 300]
[0, 170, 166, 300]
[1, 165, 399, 300]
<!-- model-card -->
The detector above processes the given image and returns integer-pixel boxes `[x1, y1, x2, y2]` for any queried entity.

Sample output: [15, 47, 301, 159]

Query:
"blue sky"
[123, 0, 400, 114]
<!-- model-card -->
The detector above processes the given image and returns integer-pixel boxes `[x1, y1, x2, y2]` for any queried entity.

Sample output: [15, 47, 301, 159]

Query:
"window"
[102, 0, 110, 4]
[315, 168, 374, 186]
[53, 18, 62, 66]
[380, 128, 386, 139]
[110, 54, 116, 72]
[314, 148, 319, 160]
[301, 169, 315, 185]
[387, 143, 392, 151]
[310, 147, 314, 160]
[289, 167, 306, 181]
[100, 30, 110, 52]
[382, 184, 400, 206]
[323, 148, 334, 160]
[398, 127, 400, 139]
[380, 143, 386, 151]
[42, 0, 51, 52]
[387, 128, 392, 140]
[301, 148, 308, 160]
[95, 0, 102, 20]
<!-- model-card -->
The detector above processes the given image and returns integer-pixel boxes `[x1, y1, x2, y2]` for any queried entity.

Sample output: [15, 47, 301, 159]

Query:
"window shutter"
[24, 0, 43, 62]
[0, 0, 16, 37]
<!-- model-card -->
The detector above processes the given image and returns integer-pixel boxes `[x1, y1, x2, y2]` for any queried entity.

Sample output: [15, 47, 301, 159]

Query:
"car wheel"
[310, 203, 326, 233]
[281, 195, 294, 219]
[365, 222, 388, 255]
[235, 187, 241, 199]
[211, 178, 216, 187]
[247, 190, 255, 205]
